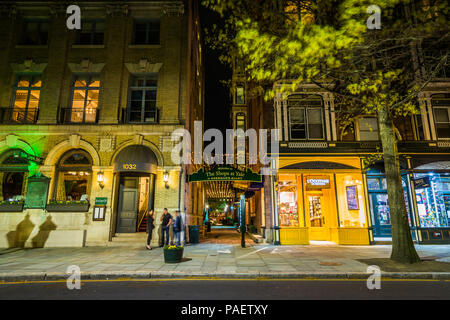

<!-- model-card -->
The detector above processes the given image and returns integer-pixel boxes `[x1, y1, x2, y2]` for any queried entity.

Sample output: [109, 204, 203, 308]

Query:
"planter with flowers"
[163, 245, 184, 263]
[46, 200, 90, 212]
[0, 200, 24, 212]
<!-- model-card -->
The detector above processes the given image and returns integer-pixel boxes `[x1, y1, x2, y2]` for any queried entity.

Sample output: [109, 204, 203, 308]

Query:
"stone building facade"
[0, 0, 204, 248]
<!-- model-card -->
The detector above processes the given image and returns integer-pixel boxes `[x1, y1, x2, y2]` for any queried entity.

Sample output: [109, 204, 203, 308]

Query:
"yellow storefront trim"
[279, 227, 309, 245]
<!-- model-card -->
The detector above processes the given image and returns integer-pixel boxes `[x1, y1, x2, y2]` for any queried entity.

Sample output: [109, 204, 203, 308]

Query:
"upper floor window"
[128, 74, 158, 123]
[19, 20, 49, 45]
[235, 84, 245, 105]
[9, 74, 41, 123]
[69, 75, 100, 123]
[287, 94, 324, 140]
[422, 39, 450, 79]
[432, 94, 450, 139]
[75, 20, 105, 45]
[133, 20, 160, 45]
[357, 117, 379, 141]
[235, 112, 246, 131]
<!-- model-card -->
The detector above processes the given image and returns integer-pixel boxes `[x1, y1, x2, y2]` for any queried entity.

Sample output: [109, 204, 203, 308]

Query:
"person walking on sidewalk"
[160, 208, 172, 247]
[146, 209, 155, 250]
[173, 211, 183, 246]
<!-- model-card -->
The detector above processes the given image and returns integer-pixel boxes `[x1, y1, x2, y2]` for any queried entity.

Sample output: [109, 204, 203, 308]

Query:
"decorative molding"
[134, 134, 144, 145]
[11, 60, 48, 73]
[106, 4, 129, 16]
[125, 60, 162, 74]
[288, 142, 328, 149]
[68, 59, 105, 74]
[160, 136, 174, 153]
[0, 5, 17, 18]
[5, 134, 19, 147]
[163, 2, 185, 16]
[69, 134, 81, 147]
[98, 136, 116, 152]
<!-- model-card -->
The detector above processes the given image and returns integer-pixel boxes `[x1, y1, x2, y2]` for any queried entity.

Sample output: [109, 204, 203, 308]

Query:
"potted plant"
[46, 200, 90, 212]
[163, 245, 184, 263]
[0, 200, 24, 212]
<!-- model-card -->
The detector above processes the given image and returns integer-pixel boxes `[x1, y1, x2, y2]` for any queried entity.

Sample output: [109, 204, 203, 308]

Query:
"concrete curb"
[1, 271, 449, 282]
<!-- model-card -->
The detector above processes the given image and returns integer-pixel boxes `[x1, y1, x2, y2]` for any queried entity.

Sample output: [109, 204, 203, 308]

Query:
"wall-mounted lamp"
[163, 170, 169, 189]
[97, 171, 104, 189]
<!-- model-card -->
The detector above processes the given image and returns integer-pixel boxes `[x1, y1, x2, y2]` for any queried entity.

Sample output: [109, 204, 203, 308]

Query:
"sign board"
[305, 175, 330, 190]
[188, 165, 262, 183]
[24, 174, 50, 209]
[95, 197, 108, 206]
[414, 177, 430, 189]
[93, 206, 106, 221]
[346, 185, 359, 210]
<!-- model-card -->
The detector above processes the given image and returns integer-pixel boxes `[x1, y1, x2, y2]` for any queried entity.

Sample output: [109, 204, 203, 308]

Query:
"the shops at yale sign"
[188, 165, 262, 183]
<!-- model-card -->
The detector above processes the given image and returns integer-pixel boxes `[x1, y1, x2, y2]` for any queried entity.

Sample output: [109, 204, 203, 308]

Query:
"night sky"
[200, 5, 232, 133]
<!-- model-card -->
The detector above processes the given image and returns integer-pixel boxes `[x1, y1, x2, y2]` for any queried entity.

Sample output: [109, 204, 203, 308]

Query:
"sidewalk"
[1, 242, 449, 281]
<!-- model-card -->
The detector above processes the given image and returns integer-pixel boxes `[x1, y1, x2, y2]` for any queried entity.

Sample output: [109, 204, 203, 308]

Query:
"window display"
[414, 174, 450, 228]
[278, 176, 299, 227]
[309, 196, 323, 227]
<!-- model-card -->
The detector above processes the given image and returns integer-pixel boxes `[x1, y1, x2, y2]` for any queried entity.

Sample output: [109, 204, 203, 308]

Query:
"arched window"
[55, 149, 92, 201]
[0, 149, 29, 201]
[287, 94, 324, 140]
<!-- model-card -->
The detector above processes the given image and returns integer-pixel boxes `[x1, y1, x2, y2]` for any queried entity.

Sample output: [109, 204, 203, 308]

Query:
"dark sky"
[200, 5, 232, 133]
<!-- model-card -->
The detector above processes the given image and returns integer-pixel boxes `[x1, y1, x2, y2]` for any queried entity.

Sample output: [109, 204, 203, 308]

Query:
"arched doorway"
[113, 145, 158, 234]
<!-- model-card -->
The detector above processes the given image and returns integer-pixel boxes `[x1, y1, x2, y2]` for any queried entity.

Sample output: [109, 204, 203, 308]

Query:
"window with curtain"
[10, 74, 41, 123]
[288, 94, 324, 140]
[70, 74, 100, 123]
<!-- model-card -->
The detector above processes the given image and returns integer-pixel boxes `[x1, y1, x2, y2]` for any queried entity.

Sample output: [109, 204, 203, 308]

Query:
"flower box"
[163, 246, 184, 263]
[0, 202, 24, 212]
[46, 201, 90, 212]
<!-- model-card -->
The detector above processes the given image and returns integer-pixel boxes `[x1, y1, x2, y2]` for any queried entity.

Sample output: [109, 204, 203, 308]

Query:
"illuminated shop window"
[0, 149, 29, 202]
[10, 74, 41, 123]
[336, 175, 367, 228]
[357, 117, 379, 141]
[70, 75, 100, 123]
[287, 94, 324, 140]
[431, 94, 450, 139]
[128, 74, 158, 123]
[414, 173, 450, 228]
[133, 20, 160, 45]
[75, 20, 105, 45]
[19, 20, 49, 45]
[56, 150, 92, 201]
[278, 175, 299, 227]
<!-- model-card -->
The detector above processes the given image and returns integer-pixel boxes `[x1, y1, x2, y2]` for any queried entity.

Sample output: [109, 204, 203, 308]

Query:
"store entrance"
[116, 174, 155, 233]
[306, 191, 329, 240]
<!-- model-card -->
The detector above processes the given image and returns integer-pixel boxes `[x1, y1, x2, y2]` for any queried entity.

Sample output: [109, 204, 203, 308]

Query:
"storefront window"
[55, 150, 92, 201]
[336, 174, 366, 228]
[414, 173, 450, 228]
[0, 149, 29, 202]
[278, 174, 299, 227]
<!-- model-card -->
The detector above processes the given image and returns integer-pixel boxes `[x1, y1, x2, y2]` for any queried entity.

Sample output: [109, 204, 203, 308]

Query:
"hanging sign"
[188, 165, 262, 183]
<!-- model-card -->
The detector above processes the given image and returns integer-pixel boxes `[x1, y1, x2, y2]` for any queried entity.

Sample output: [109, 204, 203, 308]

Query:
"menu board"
[24, 174, 50, 209]
[346, 186, 359, 210]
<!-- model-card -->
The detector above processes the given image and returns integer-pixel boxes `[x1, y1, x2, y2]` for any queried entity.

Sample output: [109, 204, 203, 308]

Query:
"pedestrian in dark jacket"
[146, 209, 155, 250]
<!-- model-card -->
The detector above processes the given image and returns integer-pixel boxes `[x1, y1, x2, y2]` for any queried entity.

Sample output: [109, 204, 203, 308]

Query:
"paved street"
[0, 229, 449, 280]
[0, 279, 449, 300]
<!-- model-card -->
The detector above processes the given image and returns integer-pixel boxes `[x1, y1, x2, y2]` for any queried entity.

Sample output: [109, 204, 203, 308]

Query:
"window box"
[0, 201, 24, 212]
[46, 201, 90, 212]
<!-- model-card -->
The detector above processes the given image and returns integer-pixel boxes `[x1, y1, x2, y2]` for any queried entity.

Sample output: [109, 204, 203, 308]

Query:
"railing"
[58, 107, 100, 124]
[0, 107, 39, 124]
[119, 107, 159, 124]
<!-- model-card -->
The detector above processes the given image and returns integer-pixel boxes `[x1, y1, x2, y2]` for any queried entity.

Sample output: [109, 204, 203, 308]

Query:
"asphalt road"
[0, 279, 449, 300]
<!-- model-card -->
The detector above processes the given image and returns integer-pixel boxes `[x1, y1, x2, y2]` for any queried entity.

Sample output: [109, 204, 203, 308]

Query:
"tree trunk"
[378, 107, 420, 263]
